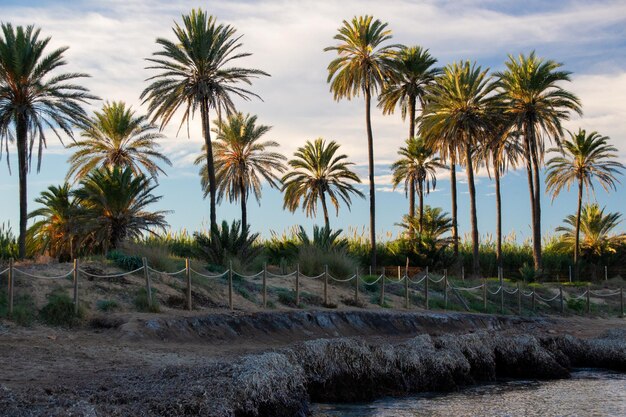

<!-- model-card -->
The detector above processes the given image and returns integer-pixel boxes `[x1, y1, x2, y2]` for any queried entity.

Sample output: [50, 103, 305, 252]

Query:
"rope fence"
[0, 258, 624, 318]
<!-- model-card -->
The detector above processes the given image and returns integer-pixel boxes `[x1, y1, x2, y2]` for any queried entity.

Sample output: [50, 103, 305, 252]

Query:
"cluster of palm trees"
[325, 16, 623, 276]
[1, 12, 624, 277]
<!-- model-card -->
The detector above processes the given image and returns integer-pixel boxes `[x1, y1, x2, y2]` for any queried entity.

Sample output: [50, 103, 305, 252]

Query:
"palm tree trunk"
[16, 113, 28, 259]
[320, 190, 330, 230]
[418, 180, 424, 234]
[449, 147, 459, 256]
[530, 138, 543, 271]
[522, 127, 539, 270]
[574, 178, 583, 280]
[365, 88, 377, 268]
[465, 144, 480, 276]
[408, 177, 415, 237]
[409, 96, 416, 140]
[201, 99, 217, 231]
[494, 157, 502, 268]
[240, 177, 247, 230]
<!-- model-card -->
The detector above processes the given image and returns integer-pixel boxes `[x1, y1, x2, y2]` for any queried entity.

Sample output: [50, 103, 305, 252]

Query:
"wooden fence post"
[397, 266, 401, 279]
[444, 270, 448, 310]
[569, 265, 572, 283]
[8, 258, 14, 316]
[586, 284, 591, 314]
[73, 259, 79, 314]
[532, 291, 536, 312]
[380, 268, 385, 307]
[424, 267, 429, 310]
[482, 279, 487, 312]
[620, 286, 624, 318]
[354, 268, 359, 305]
[262, 263, 267, 308]
[324, 265, 329, 306]
[228, 261, 233, 311]
[295, 264, 300, 307]
[462, 266, 465, 281]
[605, 266, 608, 281]
[560, 287, 564, 314]
[517, 282, 522, 315]
[185, 258, 192, 311]
[142, 257, 152, 308]
[404, 269, 409, 309]
[499, 273, 504, 314]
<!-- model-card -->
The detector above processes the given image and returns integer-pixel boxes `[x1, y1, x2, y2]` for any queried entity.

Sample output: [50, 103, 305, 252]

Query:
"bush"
[0, 223, 18, 261]
[120, 241, 185, 273]
[96, 299, 119, 312]
[39, 290, 83, 327]
[107, 250, 143, 271]
[133, 288, 160, 313]
[567, 298, 586, 313]
[0, 290, 36, 326]
[195, 220, 263, 268]
[297, 245, 358, 279]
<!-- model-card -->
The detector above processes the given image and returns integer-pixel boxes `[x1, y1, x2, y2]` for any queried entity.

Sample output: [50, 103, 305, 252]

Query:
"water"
[313, 370, 626, 417]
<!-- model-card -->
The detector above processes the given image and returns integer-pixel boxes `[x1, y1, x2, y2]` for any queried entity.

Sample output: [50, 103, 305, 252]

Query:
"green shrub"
[96, 299, 119, 312]
[133, 288, 160, 313]
[0, 223, 18, 261]
[120, 241, 184, 273]
[567, 298, 586, 312]
[39, 290, 83, 327]
[107, 250, 143, 271]
[297, 245, 358, 278]
[0, 290, 36, 326]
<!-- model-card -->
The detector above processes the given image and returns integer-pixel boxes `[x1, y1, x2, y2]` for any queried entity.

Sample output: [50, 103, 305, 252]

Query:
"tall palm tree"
[482, 114, 522, 267]
[496, 52, 582, 271]
[546, 129, 624, 275]
[556, 203, 626, 267]
[325, 15, 401, 267]
[379, 45, 440, 140]
[194, 113, 286, 228]
[74, 167, 168, 252]
[421, 61, 497, 276]
[282, 138, 364, 229]
[27, 184, 80, 261]
[391, 136, 446, 235]
[0, 23, 95, 258]
[66, 101, 171, 181]
[141, 9, 269, 231]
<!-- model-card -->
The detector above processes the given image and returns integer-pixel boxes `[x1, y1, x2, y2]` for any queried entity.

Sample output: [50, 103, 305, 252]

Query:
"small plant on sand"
[96, 299, 119, 312]
[133, 288, 160, 313]
[0, 290, 36, 326]
[39, 290, 84, 327]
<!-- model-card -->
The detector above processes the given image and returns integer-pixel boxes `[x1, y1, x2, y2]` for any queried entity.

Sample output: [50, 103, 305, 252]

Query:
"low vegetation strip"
[1, 259, 625, 325]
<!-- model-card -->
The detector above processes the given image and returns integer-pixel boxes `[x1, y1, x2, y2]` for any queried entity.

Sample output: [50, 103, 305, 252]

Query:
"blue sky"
[1, 0, 625, 241]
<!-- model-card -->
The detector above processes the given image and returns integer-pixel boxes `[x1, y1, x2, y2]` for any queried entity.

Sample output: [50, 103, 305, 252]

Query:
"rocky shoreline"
[1, 312, 625, 416]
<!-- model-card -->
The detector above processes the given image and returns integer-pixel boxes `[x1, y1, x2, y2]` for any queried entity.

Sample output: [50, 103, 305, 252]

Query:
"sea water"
[313, 370, 626, 417]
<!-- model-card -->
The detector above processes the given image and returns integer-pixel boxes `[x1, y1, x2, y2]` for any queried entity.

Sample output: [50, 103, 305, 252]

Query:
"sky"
[0, 0, 625, 241]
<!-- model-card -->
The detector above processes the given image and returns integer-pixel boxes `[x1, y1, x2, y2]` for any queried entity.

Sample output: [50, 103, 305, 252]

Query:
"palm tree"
[74, 167, 168, 252]
[556, 203, 626, 271]
[399, 205, 453, 244]
[546, 129, 624, 276]
[379, 45, 440, 140]
[27, 184, 80, 262]
[194, 113, 286, 228]
[282, 138, 364, 229]
[421, 61, 497, 276]
[496, 52, 582, 271]
[66, 101, 171, 181]
[482, 114, 522, 267]
[141, 9, 269, 231]
[325, 15, 401, 267]
[390, 136, 446, 235]
[0, 23, 95, 258]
